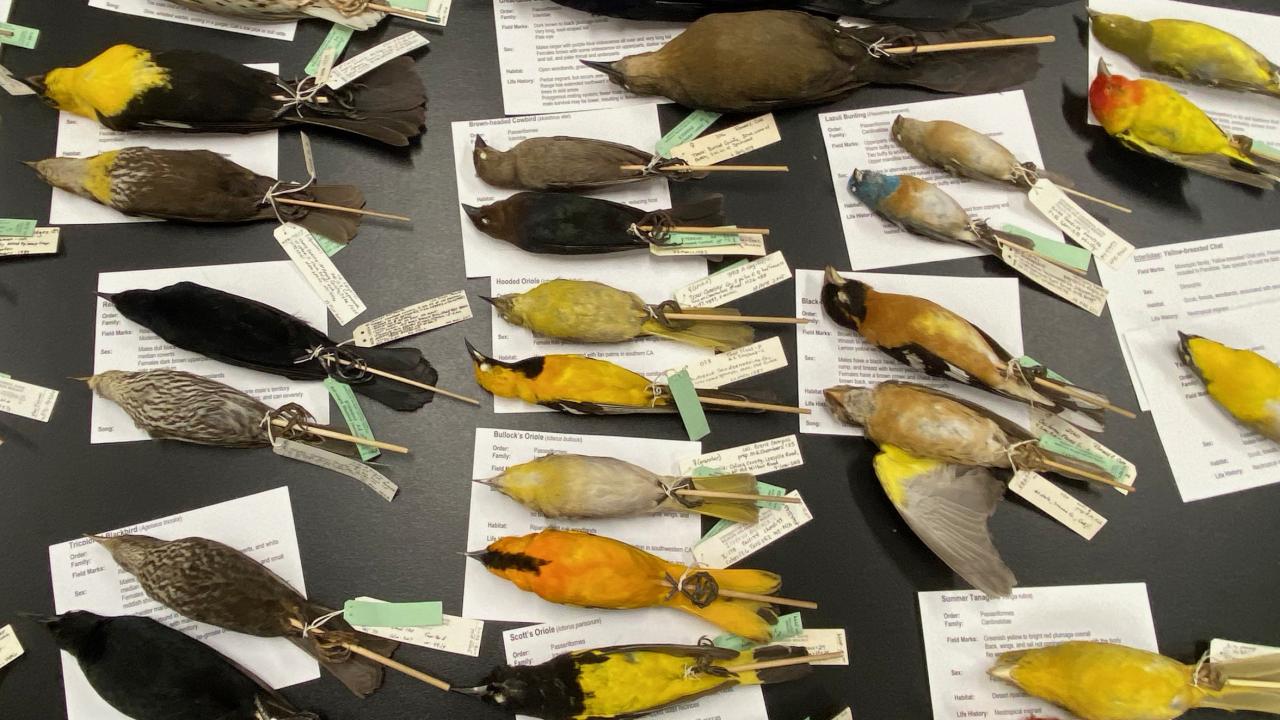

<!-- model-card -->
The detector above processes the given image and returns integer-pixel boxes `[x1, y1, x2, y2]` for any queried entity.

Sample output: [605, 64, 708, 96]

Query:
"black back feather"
[550, 0, 1073, 28]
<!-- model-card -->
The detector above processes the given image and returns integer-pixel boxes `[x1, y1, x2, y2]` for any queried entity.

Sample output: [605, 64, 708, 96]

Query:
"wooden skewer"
[697, 396, 811, 415]
[885, 35, 1055, 56]
[1057, 186, 1133, 214]
[272, 94, 330, 104]
[1225, 679, 1280, 690]
[621, 164, 790, 173]
[727, 651, 845, 674]
[664, 312, 810, 325]
[287, 619, 451, 691]
[637, 225, 771, 236]
[271, 418, 408, 454]
[274, 197, 410, 223]
[675, 489, 803, 504]
[1032, 377, 1137, 419]
[1039, 458, 1133, 492]
[717, 589, 818, 610]
[329, 357, 481, 406]
[368, 2, 439, 22]
[0, 28, 13, 37]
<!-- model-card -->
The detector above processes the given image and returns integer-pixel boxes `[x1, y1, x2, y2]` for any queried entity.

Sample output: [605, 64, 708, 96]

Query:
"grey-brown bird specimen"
[27, 148, 363, 244]
[891, 116, 1074, 192]
[163, 0, 385, 29]
[90, 533, 398, 698]
[581, 10, 1043, 113]
[473, 135, 705, 192]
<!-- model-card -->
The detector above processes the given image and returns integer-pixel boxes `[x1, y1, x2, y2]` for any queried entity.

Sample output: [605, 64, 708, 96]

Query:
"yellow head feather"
[1183, 335, 1280, 428]
[40, 45, 170, 120]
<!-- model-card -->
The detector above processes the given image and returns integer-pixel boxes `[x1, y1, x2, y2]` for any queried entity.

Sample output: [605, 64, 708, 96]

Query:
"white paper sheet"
[1126, 309, 1280, 502]
[1097, 230, 1280, 409]
[502, 613, 768, 720]
[818, 91, 1064, 270]
[1087, 0, 1280, 145]
[452, 104, 704, 280]
[463, 428, 702, 624]
[92, 261, 330, 443]
[49, 63, 280, 225]
[492, 0, 683, 115]
[919, 583, 1158, 720]
[795, 269, 1030, 436]
[488, 264, 709, 414]
[48, 487, 318, 720]
[87, 0, 297, 39]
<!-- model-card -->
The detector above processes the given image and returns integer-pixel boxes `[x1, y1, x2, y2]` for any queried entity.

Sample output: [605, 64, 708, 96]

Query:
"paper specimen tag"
[307, 24, 353, 77]
[1029, 180, 1134, 269]
[1038, 435, 1126, 481]
[352, 290, 472, 347]
[0, 376, 58, 422]
[0, 64, 35, 96]
[830, 710, 854, 720]
[674, 251, 791, 308]
[1000, 243, 1108, 316]
[686, 337, 788, 389]
[344, 599, 442, 627]
[1008, 471, 1105, 540]
[669, 114, 781, 166]
[657, 110, 722, 158]
[1210, 638, 1280, 662]
[0, 626, 23, 669]
[390, 0, 451, 24]
[350, 597, 482, 656]
[0, 22, 39, 49]
[323, 379, 379, 462]
[275, 223, 366, 325]
[666, 231, 742, 248]
[0, 219, 36, 237]
[651, 233, 767, 257]
[679, 435, 803, 477]
[1033, 409, 1135, 493]
[0, 228, 59, 257]
[1000, 224, 1091, 272]
[327, 31, 429, 90]
[272, 439, 399, 501]
[714, 612, 804, 650]
[693, 490, 811, 566]
[787, 629, 849, 665]
[666, 369, 710, 441]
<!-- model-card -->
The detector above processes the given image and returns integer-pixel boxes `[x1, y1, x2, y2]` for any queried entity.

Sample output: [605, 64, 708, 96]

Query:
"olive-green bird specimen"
[90, 533, 398, 698]
[581, 10, 1043, 113]
[484, 278, 754, 351]
[1091, 10, 1280, 99]
[473, 135, 705, 192]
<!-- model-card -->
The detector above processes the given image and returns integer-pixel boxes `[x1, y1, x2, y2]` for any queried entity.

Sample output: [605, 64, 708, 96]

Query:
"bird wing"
[882, 381, 1035, 442]
[1114, 131, 1276, 189]
[882, 341, 983, 387]
[543, 399, 675, 415]
[576, 643, 740, 660]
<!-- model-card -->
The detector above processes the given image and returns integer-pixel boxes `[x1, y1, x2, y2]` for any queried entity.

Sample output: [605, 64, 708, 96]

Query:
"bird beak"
[461, 204, 486, 225]
[477, 295, 496, 307]
[23, 74, 46, 96]
[474, 135, 489, 151]
[460, 549, 488, 560]
[824, 266, 846, 287]
[580, 59, 624, 83]
[472, 477, 497, 487]
[69, 376, 93, 383]
[94, 291, 117, 304]
[464, 339, 491, 365]
[1086, 8, 1101, 20]
[1097, 58, 1112, 79]
[21, 160, 40, 172]
[17, 611, 57, 626]
[451, 685, 489, 697]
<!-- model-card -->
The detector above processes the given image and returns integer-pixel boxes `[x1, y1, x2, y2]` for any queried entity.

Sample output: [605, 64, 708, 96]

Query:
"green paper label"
[667, 369, 710, 441]
[389, 0, 446, 21]
[306, 24, 355, 76]
[713, 612, 804, 650]
[0, 23, 40, 50]
[701, 480, 785, 540]
[0, 219, 37, 237]
[656, 110, 721, 158]
[311, 232, 345, 257]
[1001, 224, 1091, 272]
[323, 378, 379, 461]
[1038, 435, 1127, 480]
[343, 599, 443, 627]
[1017, 355, 1069, 384]
[666, 231, 741, 248]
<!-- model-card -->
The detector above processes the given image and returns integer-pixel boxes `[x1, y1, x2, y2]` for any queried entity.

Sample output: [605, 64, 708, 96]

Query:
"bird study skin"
[163, 0, 386, 29]
[472, 135, 704, 192]
[891, 116, 1073, 192]
[26, 148, 365, 243]
[469, 528, 784, 642]
[1180, 333, 1280, 443]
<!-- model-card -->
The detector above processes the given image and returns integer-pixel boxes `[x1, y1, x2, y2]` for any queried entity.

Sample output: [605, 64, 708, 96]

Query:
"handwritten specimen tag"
[1210, 638, 1280, 662]
[0, 228, 59, 257]
[1000, 243, 1108, 316]
[389, 0, 451, 25]
[344, 599, 442, 627]
[275, 223, 366, 325]
[0, 64, 35, 96]
[657, 110, 721, 158]
[352, 290, 472, 347]
[0, 219, 36, 237]
[666, 369, 710, 441]
[787, 629, 849, 665]
[670, 114, 781, 166]
[651, 233, 767, 257]
[1033, 409, 1135, 494]
[327, 31, 429, 90]
[686, 337, 788, 389]
[0, 376, 58, 422]
[679, 435, 803, 477]
[1001, 224, 1091, 272]
[1029, 180, 1134, 269]
[323, 379, 379, 462]
[674, 251, 791, 308]
[714, 612, 804, 650]
[0, 626, 23, 669]
[272, 439, 399, 501]
[349, 597, 483, 656]
[0, 22, 39, 49]
[1008, 471, 1105, 540]
[693, 490, 811, 566]
[307, 25, 353, 77]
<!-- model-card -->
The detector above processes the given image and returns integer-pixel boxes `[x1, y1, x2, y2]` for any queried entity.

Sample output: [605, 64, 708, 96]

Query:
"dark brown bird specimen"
[581, 11, 1045, 113]
[27, 148, 364, 243]
[90, 533, 398, 697]
[473, 135, 706, 192]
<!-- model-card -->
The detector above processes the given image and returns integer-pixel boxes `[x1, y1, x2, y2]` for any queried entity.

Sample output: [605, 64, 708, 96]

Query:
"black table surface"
[2, 1, 1279, 718]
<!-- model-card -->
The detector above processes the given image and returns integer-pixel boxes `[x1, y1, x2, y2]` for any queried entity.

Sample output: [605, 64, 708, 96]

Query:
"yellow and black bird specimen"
[90, 533, 398, 698]
[822, 267, 1115, 430]
[455, 642, 816, 720]
[485, 278, 754, 351]
[824, 382, 1125, 490]
[892, 116, 1074, 192]
[27, 148, 364, 243]
[28, 45, 426, 146]
[1180, 332, 1280, 443]
[580, 10, 1043, 113]
[473, 135, 705, 191]
[481, 453, 760, 522]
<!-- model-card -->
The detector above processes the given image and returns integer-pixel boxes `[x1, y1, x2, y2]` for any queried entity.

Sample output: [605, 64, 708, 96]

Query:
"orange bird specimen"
[469, 529, 785, 642]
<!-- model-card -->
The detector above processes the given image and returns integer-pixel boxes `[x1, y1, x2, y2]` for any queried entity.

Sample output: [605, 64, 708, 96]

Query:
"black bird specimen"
[31, 611, 320, 720]
[97, 282, 438, 411]
[473, 135, 706, 192]
[463, 192, 728, 255]
[581, 10, 1047, 113]
[28, 45, 426, 146]
[27, 148, 364, 244]
[90, 533, 399, 698]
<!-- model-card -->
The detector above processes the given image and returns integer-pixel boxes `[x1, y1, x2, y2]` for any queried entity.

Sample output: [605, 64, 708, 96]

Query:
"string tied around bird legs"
[296, 343, 374, 385]
[662, 566, 720, 609]
[629, 210, 675, 245]
[261, 403, 324, 446]
[663, 476, 702, 511]
[648, 299, 693, 330]
[262, 132, 320, 225]
[683, 637, 737, 680]
[642, 155, 687, 177]
[1004, 438, 1039, 475]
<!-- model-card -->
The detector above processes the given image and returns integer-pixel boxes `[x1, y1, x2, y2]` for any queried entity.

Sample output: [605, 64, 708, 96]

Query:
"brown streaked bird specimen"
[163, 0, 386, 29]
[581, 10, 1044, 113]
[89, 533, 398, 698]
[473, 135, 706, 192]
[27, 148, 363, 244]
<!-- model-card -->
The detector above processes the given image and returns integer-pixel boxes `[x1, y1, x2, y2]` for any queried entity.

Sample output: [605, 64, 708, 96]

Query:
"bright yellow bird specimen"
[1180, 333, 1280, 442]
[989, 640, 1280, 720]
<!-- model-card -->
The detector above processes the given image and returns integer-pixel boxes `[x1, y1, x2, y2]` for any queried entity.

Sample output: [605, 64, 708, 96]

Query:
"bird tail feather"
[1022, 445, 1117, 487]
[1201, 652, 1280, 714]
[642, 309, 755, 351]
[343, 346, 439, 411]
[1231, 135, 1280, 181]
[669, 193, 727, 226]
[670, 473, 760, 523]
[840, 23, 1040, 95]
[288, 624, 399, 698]
[293, 185, 364, 245]
[657, 563, 784, 641]
[735, 645, 816, 685]
[302, 57, 427, 147]
[255, 693, 320, 720]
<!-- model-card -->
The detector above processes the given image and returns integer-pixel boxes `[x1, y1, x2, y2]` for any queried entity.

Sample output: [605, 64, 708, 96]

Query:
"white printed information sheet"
[87, 0, 296, 39]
